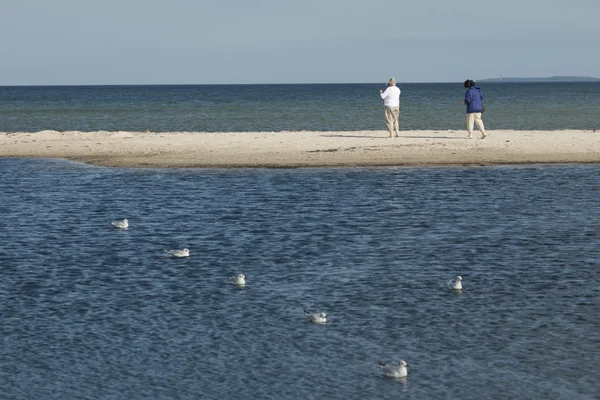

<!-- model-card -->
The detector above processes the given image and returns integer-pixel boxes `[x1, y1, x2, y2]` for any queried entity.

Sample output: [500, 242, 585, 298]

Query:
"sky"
[1, 0, 599, 85]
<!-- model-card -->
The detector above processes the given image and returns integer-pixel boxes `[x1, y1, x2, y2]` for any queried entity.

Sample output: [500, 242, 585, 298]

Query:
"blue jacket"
[464, 87, 484, 113]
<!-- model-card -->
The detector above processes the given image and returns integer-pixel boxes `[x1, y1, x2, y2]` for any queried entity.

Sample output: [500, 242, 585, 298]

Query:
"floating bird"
[304, 310, 327, 324]
[111, 219, 128, 229]
[164, 248, 190, 258]
[379, 360, 408, 378]
[231, 273, 246, 286]
[447, 275, 463, 290]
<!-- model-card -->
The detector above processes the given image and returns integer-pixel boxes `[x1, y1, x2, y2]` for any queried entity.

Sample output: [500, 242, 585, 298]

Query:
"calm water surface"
[0, 159, 599, 399]
[1, 82, 599, 132]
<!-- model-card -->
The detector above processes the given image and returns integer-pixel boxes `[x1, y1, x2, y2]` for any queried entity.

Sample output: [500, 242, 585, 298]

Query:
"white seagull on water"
[164, 248, 190, 258]
[447, 275, 463, 290]
[111, 219, 129, 229]
[304, 310, 327, 324]
[231, 274, 246, 286]
[379, 360, 408, 378]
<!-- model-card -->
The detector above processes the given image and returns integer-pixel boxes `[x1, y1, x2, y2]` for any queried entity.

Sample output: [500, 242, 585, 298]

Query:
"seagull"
[164, 248, 190, 258]
[231, 274, 246, 286]
[379, 360, 408, 378]
[111, 219, 128, 229]
[447, 275, 463, 290]
[304, 310, 327, 324]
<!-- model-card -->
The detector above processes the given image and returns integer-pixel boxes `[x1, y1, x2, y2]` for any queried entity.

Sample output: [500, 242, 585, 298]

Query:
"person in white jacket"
[379, 78, 401, 137]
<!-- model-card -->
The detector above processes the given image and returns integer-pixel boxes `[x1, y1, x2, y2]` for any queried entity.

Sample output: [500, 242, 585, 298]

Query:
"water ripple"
[0, 159, 599, 399]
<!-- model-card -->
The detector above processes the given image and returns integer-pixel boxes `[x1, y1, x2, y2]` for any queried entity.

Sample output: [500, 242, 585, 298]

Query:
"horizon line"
[2, 78, 599, 87]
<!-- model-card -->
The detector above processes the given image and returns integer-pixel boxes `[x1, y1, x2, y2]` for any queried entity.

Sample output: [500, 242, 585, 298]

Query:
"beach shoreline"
[1, 130, 599, 168]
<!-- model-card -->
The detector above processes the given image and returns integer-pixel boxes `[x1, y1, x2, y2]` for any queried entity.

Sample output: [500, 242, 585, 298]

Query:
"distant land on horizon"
[478, 76, 600, 83]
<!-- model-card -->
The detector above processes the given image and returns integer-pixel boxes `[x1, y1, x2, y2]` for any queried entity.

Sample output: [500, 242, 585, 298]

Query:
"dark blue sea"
[1, 82, 599, 132]
[0, 159, 599, 399]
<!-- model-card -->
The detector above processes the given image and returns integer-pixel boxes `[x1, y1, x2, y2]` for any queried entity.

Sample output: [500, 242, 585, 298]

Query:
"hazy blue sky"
[1, 0, 598, 85]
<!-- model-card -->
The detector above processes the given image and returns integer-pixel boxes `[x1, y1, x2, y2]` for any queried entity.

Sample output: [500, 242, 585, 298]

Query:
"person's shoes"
[481, 132, 487, 139]
[466, 134, 473, 139]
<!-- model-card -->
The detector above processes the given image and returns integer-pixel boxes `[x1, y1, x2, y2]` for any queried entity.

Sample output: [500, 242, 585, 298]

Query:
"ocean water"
[1, 82, 599, 132]
[0, 158, 599, 399]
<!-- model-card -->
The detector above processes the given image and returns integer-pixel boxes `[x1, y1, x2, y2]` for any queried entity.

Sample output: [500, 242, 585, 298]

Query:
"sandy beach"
[1, 130, 599, 168]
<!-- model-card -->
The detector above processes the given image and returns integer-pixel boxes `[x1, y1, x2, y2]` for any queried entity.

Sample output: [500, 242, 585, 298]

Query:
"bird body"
[164, 248, 190, 258]
[111, 219, 129, 229]
[231, 274, 246, 286]
[304, 310, 327, 324]
[447, 275, 463, 290]
[379, 360, 408, 378]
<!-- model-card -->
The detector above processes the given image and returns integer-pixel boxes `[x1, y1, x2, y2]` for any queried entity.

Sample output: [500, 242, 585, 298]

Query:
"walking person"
[463, 79, 487, 139]
[379, 78, 401, 138]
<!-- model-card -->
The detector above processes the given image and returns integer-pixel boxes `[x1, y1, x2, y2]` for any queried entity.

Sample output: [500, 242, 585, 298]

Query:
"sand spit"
[1, 130, 599, 168]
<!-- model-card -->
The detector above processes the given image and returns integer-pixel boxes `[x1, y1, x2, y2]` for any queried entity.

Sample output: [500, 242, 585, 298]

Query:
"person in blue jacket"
[463, 79, 487, 139]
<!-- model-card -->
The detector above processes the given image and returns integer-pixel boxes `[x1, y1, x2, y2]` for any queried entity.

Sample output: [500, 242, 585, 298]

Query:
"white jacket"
[380, 85, 401, 107]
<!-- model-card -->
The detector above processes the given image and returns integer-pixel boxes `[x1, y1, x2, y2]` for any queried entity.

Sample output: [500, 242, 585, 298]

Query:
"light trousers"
[466, 112, 485, 133]
[384, 106, 400, 132]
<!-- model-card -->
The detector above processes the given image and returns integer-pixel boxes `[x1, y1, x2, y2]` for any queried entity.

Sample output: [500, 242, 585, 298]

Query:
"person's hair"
[464, 79, 472, 88]
[389, 78, 396, 86]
